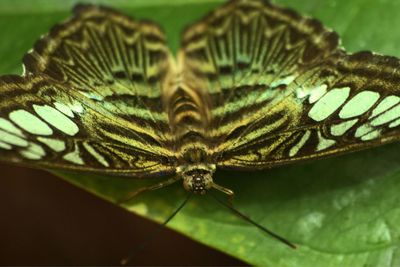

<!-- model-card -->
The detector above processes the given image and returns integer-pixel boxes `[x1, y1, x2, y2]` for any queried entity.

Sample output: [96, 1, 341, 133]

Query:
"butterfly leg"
[212, 183, 235, 206]
[117, 176, 181, 204]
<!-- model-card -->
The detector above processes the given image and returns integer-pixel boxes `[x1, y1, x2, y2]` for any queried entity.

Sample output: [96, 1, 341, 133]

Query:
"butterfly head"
[179, 164, 215, 195]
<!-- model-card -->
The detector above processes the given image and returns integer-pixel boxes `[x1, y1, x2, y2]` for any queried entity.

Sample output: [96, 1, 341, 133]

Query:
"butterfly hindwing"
[180, 0, 400, 169]
[0, 5, 177, 176]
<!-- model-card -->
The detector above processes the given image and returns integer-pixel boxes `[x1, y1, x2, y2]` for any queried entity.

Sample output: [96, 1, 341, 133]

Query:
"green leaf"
[1, 0, 400, 266]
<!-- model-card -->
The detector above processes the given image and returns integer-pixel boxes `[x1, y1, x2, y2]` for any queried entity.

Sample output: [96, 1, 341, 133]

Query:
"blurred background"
[0, 164, 245, 265]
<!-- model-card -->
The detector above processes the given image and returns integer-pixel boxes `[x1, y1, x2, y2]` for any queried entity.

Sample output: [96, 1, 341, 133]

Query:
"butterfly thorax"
[173, 140, 215, 194]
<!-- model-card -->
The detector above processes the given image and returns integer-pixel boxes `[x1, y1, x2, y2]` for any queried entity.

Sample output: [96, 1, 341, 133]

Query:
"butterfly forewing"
[23, 4, 174, 141]
[0, 5, 177, 176]
[218, 51, 400, 169]
[180, 0, 400, 169]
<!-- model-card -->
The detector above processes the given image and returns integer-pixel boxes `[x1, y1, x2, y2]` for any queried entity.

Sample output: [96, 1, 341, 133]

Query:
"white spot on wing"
[0, 118, 24, 137]
[309, 85, 328, 104]
[54, 102, 74, 118]
[361, 129, 381, 141]
[308, 87, 350, 121]
[289, 130, 311, 157]
[355, 124, 375, 138]
[355, 124, 381, 141]
[63, 145, 84, 165]
[389, 117, 400, 128]
[371, 104, 400, 126]
[0, 141, 12, 150]
[9, 110, 53, 136]
[371, 95, 400, 118]
[330, 119, 358, 136]
[0, 129, 28, 147]
[20, 142, 46, 160]
[33, 105, 79, 136]
[37, 137, 66, 152]
[296, 84, 327, 103]
[316, 132, 336, 151]
[339, 91, 380, 119]
[83, 143, 109, 167]
[69, 102, 84, 114]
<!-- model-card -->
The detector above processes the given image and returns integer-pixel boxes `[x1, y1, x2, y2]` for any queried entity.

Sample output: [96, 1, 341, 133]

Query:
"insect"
[1, 0, 400, 229]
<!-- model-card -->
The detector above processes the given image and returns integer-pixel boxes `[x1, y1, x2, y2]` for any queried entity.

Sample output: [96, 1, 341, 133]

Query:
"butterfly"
[1, 0, 400, 203]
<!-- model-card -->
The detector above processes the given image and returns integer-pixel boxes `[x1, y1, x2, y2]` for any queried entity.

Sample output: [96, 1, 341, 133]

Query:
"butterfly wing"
[219, 52, 400, 169]
[0, 4, 176, 177]
[180, 0, 400, 170]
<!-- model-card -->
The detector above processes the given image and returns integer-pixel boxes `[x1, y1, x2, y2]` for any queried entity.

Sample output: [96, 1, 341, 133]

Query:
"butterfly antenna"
[120, 193, 193, 265]
[210, 192, 297, 249]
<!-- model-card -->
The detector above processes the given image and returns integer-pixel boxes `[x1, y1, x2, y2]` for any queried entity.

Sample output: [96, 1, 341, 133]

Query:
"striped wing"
[180, 0, 400, 169]
[0, 5, 176, 176]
